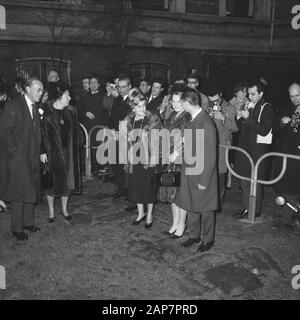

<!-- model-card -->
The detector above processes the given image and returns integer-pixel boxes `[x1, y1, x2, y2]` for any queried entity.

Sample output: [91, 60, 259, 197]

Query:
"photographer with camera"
[274, 83, 300, 202]
[235, 80, 276, 219]
[103, 81, 119, 117]
[206, 84, 238, 210]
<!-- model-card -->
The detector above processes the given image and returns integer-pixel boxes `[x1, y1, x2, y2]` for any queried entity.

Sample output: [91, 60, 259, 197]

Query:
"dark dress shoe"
[197, 241, 213, 253]
[47, 217, 56, 223]
[171, 234, 183, 239]
[145, 221, 153, 229]
[236, 209, 248, 218]
[23, 225, 40, 233]
[12, 231, 28, 241]
[113, 192, 124, 199]
[131, 215, 146, 225]
[181, 238, 200, 247]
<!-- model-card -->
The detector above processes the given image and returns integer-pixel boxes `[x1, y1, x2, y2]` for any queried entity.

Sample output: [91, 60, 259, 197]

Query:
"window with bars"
[129, 62, 170, 87]
[186, 0, 219, 15]
[16, 58, 71, 84]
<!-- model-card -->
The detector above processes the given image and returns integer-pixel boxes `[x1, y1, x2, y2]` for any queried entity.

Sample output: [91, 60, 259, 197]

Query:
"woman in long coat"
[158, 83, 190, 238]
[40, 82, 81, 222]
[123, 92, 162, 228]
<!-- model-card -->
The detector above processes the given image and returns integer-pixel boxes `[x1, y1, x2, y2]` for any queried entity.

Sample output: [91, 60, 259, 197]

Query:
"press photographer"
[206, 84, 238, 211]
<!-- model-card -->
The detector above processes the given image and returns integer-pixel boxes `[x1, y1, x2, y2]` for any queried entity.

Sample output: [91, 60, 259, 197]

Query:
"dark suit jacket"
[80, 91, 108, 130]
[235, 98, 276, 179]
[147, 94, 164, 117]
[175, 109, 218, 212]
[109, 96, 131, 131]
[0, 95, 41, 203]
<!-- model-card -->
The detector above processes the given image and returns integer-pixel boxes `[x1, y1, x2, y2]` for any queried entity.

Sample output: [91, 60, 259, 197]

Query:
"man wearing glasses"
[186, 73, 209, 109]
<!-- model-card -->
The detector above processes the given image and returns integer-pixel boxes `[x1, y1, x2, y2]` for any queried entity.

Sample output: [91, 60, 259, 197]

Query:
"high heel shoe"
[145, 220, 153, 229]
[161, 230, 175, 235]
[131, 215, 146, 225]
[61, 211, 72, 221]
[171, 226, 186, 239]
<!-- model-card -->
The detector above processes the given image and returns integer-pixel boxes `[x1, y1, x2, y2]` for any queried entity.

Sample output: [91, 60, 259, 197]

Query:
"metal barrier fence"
[80, 124, 300, 223]
[221, 144, 300, 224]
[79, 124, 106, 179]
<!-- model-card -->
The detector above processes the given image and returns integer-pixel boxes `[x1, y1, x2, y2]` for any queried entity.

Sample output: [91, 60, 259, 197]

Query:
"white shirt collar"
[123, 95, 128, 101]
[24, 94, 34, 118]
[24, 94, 34, 107]
[191, 108, 202, 121]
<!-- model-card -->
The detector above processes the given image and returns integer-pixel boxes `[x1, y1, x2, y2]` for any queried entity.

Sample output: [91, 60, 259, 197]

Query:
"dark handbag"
[41, 162, 53, 190]
[155, 164, 181, 187]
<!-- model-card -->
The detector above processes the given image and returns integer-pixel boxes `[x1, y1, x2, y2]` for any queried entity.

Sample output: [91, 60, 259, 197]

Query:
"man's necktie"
[32, 103, 38, 134]
[248, 106, 254, 118]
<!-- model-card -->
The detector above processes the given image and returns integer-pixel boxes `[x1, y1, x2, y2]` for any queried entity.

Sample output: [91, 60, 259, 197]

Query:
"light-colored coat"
[205, 99, 238, 173]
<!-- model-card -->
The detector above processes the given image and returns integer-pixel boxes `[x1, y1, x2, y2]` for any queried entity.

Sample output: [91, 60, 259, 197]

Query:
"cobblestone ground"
[0, 177, 299, 300]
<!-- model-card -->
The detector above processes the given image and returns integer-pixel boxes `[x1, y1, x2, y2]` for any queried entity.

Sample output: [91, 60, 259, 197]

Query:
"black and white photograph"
[0, 0, 300, 305]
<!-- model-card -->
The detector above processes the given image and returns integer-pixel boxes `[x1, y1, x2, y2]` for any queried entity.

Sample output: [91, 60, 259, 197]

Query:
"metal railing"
[79, 123, 106, 179]
[221, 144, 300, 224]
[79, 125, 300, 222]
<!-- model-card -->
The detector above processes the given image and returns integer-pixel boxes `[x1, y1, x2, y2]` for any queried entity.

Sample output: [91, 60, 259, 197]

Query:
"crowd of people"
[0, 70, 300, 252]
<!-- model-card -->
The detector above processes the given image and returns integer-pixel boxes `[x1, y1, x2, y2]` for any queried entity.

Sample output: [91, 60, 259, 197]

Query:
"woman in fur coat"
[158, 83, 190, 238]
[122, 92, 162, 228]
[40, 82, 81, 222]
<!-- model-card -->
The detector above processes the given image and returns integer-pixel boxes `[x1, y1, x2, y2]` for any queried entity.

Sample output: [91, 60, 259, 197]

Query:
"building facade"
[0, 0, 299, 104]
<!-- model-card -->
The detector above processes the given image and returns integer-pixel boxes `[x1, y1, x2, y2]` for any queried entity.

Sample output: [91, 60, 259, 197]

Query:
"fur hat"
[46, 81, 69, 101]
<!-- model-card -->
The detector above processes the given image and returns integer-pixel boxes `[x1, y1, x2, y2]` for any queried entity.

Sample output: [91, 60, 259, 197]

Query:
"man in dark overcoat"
[147, 78, 165, 117]
[0, 78, 43, 240]
[108, 77, 132, 199]
[175, 87, 218, 253]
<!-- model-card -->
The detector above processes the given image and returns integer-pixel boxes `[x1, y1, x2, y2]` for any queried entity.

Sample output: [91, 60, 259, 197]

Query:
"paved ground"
[0, 177, 299, 300]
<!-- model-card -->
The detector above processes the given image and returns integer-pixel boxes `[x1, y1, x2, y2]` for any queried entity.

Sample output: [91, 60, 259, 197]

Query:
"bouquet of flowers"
[290, 112, 300, 133]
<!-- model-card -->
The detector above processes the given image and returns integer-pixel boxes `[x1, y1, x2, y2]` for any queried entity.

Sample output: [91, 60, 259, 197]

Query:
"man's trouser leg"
[201, 210, 215, 243]
[23, 203, 34, 227]
[218, 173, 226, 209]
[11, 202, 24, 232]
[112, 164, 125, 194]
[187, 211, 201, 240]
